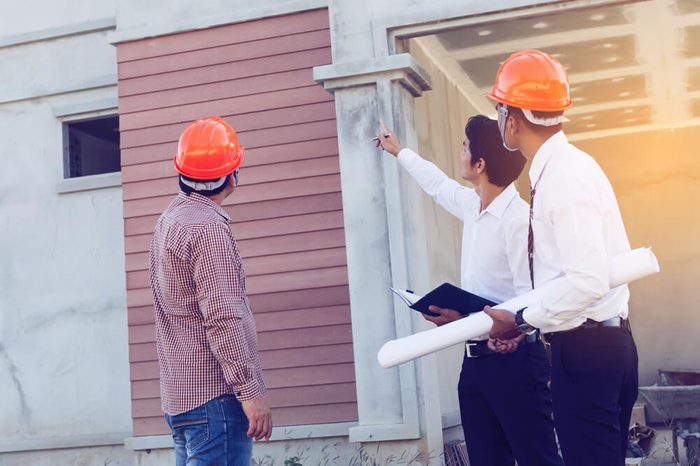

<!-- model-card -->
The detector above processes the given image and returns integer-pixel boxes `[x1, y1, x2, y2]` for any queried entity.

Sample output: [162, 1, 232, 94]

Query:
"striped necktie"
[528, 187, 536, 289]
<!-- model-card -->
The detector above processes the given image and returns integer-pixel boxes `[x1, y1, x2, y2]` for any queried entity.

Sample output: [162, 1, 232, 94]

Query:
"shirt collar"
[528, 130, 567, 188]
[177, 191, 231, 221]
[481, 183, 518, 219]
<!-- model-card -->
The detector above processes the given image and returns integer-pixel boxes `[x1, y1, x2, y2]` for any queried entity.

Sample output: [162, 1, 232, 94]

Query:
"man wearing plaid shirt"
[149, 116, 272, 465]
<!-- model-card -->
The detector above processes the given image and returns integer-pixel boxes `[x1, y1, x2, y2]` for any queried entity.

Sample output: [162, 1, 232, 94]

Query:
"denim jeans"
[165, 395, 252, 466]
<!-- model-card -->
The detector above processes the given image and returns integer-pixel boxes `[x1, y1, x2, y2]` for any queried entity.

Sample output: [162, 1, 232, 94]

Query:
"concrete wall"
[0, 1, 132, 463]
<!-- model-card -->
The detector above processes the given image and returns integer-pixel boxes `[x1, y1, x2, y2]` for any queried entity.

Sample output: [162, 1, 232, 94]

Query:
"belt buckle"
[465, 342, 478, 358]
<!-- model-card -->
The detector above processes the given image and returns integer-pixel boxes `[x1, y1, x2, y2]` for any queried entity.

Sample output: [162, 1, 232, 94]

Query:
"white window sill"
[57, 172, 121, 194]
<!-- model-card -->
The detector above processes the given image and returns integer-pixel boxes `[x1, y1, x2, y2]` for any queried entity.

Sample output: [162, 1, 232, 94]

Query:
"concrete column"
[314, 53, 431, 443]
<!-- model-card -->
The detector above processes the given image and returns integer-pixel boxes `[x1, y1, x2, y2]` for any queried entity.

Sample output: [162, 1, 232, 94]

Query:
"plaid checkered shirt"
[149, 192, 267, 415]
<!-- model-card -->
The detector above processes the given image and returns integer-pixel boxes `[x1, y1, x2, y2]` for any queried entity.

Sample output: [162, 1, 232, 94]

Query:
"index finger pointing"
[379, 119, 390, 134]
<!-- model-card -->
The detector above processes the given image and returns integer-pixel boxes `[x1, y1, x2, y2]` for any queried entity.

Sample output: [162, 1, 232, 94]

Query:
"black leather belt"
[465, 331, 539, 358]
[545, 317, 631, 342]
[578, 317, 630, 331]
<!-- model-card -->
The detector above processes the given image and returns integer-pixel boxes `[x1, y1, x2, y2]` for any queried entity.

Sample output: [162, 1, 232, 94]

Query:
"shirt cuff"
[233, 376, 267, 402]
[522, 304, 552, 330]
[397, 148, 421, 168]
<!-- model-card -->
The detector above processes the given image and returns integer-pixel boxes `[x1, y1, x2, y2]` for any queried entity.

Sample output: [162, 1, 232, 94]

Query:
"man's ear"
[509, 113, 521, 136]
[476, 157, 486, 174]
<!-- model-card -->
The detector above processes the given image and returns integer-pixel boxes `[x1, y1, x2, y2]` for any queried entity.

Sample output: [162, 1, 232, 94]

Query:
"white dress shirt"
[397, 148, 532, 309]
[522, 131, 631, 333]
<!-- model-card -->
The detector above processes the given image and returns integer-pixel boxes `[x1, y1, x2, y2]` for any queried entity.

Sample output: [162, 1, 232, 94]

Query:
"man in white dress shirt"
[376, 116, 563, 466]
[484, 50, 638, 466]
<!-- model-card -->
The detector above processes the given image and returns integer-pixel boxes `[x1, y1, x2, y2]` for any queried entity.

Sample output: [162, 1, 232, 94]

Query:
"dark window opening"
[63, 115, 120, 178]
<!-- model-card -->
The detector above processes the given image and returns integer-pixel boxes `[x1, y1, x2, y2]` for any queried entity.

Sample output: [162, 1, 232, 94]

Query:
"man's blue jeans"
[165, 395, 252, 466]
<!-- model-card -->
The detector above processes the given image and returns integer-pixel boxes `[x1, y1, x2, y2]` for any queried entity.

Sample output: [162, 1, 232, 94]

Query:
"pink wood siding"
[117, 9, 357, 437]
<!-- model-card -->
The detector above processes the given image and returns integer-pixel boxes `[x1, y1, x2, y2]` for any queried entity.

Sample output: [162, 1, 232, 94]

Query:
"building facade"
[1, 0, 699, 464]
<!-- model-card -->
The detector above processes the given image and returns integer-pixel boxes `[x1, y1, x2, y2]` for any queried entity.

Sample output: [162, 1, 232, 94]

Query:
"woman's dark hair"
[465, 115, 526, 187]
[178, 174, 230, 197]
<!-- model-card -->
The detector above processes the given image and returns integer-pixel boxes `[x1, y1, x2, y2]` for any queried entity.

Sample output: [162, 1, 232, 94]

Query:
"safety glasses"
[233, 169, 240, 186]
[495, 103, 519, 152]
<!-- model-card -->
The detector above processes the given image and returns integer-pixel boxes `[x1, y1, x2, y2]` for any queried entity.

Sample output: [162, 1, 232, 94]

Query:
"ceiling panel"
[691, 99, 700, 118]
[688, 66, 700, 92]
[437, 6, 630, 51]
[459, 35, 639, 89]
[571, 75, 647, 106]
[682, 25, 700, 58]
[672, 0, 700, 15]
[564, 105, 652, 133]
[417, 1, 698, 137]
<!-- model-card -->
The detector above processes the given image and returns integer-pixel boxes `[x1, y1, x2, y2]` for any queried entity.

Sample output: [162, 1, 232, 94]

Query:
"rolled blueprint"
[377, 247, 659, 368]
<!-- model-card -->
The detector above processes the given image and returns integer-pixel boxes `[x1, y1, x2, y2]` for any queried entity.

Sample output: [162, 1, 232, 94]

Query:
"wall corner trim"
[313, 54, 432, 97]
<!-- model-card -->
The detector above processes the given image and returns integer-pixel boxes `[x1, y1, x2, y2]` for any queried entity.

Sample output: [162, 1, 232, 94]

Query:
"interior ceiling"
[413, 0, 700, 140]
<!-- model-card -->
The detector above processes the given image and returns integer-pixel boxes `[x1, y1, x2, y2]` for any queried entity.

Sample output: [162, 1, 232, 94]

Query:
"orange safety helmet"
[174, 116, 245, 180]
[485, 50, 573, 112]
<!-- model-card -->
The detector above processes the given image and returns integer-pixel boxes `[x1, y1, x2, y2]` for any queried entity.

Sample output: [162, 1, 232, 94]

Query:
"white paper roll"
[377, 248, 659, 368]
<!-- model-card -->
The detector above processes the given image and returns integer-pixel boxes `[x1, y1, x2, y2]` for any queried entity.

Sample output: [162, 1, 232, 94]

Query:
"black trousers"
[458, 340, 563, 466]
[549, 326, 638, 466]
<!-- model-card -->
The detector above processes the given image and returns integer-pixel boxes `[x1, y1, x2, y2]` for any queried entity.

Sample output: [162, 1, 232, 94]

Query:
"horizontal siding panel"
[120, 29, 330, 80]
[244, 247, 347, 277]
[124, 174, 341, 218]
[127, 323, 352, 354]
[246, 266, 348, 295]
[131, 379, 161, 400]
[127, 288, 154, 309]
[237, 228, 346, 258]
[261, 343, 354, 370]
[119, 48, 331, 97]
[133, 416, 169, 437]
[125, 251, 149, 272]
[272, 402, 358, 426]
[128, 286, 350, 330]
[129, 341, 156, 363]
[127, 246, 348, 289]
[128, 263, 348, 294]
[121, 138, 339, 184]
[122, 153, 340, 201]
[122, 138, 337, 180]
[129, 301, 350, 329]
[130, 362, 356, 400]
[128, 305, 155, 326]
[132, 382, 356, 420]
[258, 323, 352, 351]
[124, 192, 342, 236]
[117, 9, 329, 62]
[129, 323, 156, 344]
[120, 69, 316, 130]
[126, 286, 351, 316]
[248, 286, 350, 314]
[125, 210, 344, 256]
[121, 101, 336, 150]
[264, 363, 356, 389]
[131, 360, 159, 382]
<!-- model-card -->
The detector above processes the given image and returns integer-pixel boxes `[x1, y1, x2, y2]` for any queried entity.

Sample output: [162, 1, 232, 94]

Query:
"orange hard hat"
[485, 50, 573, 112]
[174, 116, 245, 179]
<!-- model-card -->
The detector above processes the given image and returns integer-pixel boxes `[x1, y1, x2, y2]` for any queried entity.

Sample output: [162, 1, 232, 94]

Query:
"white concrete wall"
[0, 1, 131, 462]
[0, 1, 115, 37]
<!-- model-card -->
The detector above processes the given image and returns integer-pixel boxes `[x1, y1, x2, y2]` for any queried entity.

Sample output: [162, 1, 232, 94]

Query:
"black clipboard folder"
[391, 283, 496, 317]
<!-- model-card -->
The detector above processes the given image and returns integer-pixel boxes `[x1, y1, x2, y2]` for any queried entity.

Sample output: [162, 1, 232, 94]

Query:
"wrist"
[515, 308, 537, 335]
